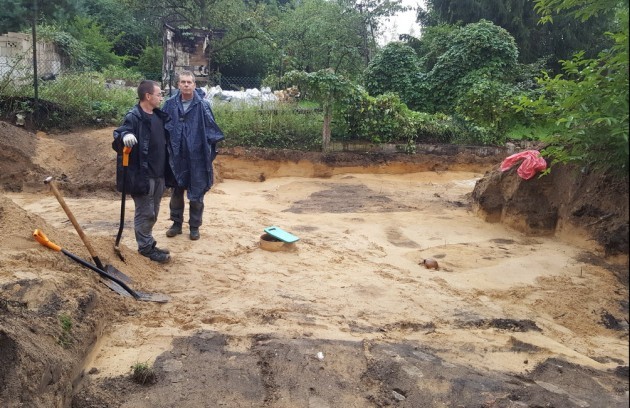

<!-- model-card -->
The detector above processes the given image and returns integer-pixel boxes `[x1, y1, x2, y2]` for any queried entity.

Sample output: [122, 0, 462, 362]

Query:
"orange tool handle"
[122, 146, 131, 167]
[33, 229, 62, 252]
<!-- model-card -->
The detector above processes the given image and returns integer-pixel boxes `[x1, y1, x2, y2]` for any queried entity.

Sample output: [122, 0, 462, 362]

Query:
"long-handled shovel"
[114, 146, 131, 261]
[44, 176, 132, 284]
[33, 229, 169, 303]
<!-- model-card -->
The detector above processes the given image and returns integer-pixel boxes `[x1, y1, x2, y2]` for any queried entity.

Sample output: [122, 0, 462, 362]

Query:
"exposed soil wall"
[472, 163, 629, 257]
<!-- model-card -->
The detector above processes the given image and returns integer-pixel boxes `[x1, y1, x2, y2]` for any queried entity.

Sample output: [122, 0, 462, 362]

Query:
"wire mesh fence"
[1, 52, 55, 97]
[0, 50, 299, 131]
[211, 75, 263, 91]
[1, 38, 269, 100]
[1, 33, 307, 131]
[163, 74, 265, 97]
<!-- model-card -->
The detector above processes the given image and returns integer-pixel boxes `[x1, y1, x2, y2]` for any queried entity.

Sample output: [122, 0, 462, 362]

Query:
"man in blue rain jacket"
[162, 71, 225, 240]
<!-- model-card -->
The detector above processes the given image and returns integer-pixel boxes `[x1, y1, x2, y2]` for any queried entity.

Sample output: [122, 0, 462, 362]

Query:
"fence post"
[31, 0, 39, 128]
[167, 61, 174, 97]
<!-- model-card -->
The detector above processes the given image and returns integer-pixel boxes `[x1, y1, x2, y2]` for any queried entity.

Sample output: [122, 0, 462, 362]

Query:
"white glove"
[122, 133, 137, 147]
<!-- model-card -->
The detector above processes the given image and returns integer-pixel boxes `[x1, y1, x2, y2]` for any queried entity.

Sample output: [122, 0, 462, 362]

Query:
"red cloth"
[500, 150, 547, 180]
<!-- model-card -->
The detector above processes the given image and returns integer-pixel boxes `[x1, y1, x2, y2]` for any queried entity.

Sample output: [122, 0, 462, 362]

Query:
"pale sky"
[378, 0, 423, 45]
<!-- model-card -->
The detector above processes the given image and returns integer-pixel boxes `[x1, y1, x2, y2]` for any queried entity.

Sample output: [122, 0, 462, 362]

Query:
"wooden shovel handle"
[33, 229, 61, 251]
[44, 177, 99, 259]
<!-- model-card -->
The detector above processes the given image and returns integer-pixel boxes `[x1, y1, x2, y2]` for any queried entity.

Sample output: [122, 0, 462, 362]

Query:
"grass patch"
[130, 361, 157, 385]
[58, 313, 72, 348]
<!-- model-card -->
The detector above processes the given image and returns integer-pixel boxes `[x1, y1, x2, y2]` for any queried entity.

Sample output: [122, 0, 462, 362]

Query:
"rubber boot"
[189, 201, 204, 241]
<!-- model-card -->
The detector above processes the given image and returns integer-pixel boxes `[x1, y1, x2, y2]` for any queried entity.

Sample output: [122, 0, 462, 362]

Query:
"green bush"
[418, 20, 519, 114]
[65, 16, 122, 71]
[335, 92, 456, 145]
[214, 103, 322, 150]
[130, 362, 156, 385]
[136, 46, 164, 81]
[410, 111, 456, 144]
[518, 0, 629, 175]
[505, 123, 555, 142]
[364, 42, 420, 109]
[336, 92, 415, 143]
[517, 45, 629, 174]
[454, 75, 520, 144]
[449, 119, 499, 145]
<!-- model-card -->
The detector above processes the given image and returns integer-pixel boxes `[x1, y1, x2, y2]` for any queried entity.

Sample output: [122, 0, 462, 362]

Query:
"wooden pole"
[32, 0, 39, 127]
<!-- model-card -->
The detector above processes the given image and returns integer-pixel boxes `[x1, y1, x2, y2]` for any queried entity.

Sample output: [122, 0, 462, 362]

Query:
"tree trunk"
[322, 104, 332, 152]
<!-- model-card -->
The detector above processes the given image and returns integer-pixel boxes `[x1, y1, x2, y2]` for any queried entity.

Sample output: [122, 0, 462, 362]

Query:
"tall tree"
[65, 16, 121, 70]
[518, 0, 629, 173]
[123, 0, 274, 75]
[418, 0, 614, 68]
[81, 0, 161, 62]
[273, 0, 365, 77]
[339, 0, 408, 64]
[0, 0, 80, 33]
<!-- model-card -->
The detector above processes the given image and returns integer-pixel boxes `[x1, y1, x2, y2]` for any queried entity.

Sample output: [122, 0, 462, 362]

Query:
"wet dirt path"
[7, 170, 629, 406]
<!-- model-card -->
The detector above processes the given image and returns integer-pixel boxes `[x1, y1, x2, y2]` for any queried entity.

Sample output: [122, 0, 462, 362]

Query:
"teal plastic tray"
[264, 226, 299, 243]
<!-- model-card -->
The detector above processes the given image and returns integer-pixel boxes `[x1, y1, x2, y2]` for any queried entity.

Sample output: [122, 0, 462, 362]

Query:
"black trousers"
[169, 187, 204, 228]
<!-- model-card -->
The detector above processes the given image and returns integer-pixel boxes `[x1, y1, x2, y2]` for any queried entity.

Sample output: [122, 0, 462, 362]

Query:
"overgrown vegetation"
[517, 0, 629, 175]
[0, 0, 626, 175]
[335, 92, 456, 146]
[1, 71, 136, 129]
[418, 0, 614, 70]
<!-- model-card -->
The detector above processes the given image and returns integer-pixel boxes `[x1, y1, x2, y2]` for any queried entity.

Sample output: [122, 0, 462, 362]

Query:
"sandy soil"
[0, 124, 628, 407]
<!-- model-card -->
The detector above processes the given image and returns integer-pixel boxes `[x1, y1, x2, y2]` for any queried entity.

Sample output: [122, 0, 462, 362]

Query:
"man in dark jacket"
[162, 71, 224, 240]
[112, 80, 174, 263]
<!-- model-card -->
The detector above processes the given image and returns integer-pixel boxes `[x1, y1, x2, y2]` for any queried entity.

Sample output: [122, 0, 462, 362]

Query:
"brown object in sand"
[421, 258, 439, 270]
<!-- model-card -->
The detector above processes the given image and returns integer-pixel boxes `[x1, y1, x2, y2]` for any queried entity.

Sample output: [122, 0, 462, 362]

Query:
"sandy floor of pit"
[6, 168, 628, 386]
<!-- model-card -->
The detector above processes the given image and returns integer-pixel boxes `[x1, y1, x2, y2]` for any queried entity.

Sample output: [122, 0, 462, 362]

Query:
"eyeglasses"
[151, 93, 163, 98]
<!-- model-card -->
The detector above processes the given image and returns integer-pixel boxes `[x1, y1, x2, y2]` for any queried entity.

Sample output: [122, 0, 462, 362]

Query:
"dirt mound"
[472, 163, 629, 257]
[0, 122, 172, 406]
[0, 192, 173, 407]
[0, 122, 117, 195]
[0, 122, 47, 191]
[0, 195, 115, 407]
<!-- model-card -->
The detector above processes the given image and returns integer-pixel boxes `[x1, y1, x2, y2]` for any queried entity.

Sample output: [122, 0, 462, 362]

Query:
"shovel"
[114, 146, 131, 261]
[44, 176, 132, 285]
[33, 229, 169, 303]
